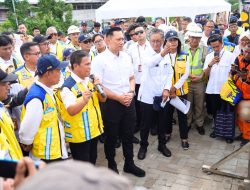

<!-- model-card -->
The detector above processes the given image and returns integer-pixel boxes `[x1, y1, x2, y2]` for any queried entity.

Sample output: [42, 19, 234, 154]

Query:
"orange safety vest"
[235, 55, 250, 99]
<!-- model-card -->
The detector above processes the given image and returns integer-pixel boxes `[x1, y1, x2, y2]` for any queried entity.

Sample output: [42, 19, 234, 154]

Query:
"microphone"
[89, 74, 106, 98]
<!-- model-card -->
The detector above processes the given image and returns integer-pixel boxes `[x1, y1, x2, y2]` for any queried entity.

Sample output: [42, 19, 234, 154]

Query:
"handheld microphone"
[89, 74, 106, 98]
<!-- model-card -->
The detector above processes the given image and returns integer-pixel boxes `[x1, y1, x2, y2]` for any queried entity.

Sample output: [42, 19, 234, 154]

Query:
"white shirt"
[201, 32, 209, 47]
[138, 48, 174, 104]
[49, 43, 57, 56]
[19, 81, 68, 160]
[164, 52, 190, 90]
[127, 41, 151, 84]
[0, 56, 16, 73]
[203, 49, 234, 94]
[91, 49, 134, 95]
[60, 72, 89, 109]
[232, 45, 241, 59]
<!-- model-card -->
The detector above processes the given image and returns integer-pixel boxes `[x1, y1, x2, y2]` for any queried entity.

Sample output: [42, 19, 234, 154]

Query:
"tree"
[1, 0, 76, 34]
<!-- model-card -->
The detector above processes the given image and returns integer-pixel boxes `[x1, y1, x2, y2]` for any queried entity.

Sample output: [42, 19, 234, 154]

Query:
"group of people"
[0, 14, 250, 189]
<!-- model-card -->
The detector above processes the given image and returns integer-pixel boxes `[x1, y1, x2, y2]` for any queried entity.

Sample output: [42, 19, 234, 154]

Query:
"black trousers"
[206, 94, 222, 119]
[41, 158, 63, 164]
[101, 99, 135, 163]
[140, 102, 166, 148]
[69, 137, 99, 165]
[165, 95, 188, 139]
[135, 84, 141, 132]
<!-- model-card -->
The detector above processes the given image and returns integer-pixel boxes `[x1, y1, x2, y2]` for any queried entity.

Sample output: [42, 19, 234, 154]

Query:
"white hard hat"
[67, 25, 80, 35]
[187, 23, 202, 38]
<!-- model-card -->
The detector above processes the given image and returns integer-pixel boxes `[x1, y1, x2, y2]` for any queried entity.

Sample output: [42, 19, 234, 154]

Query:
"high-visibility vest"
[235, 55, 250, 99]
[14, 65, 34, 88]
[187, 47, 205, 82]
[56, 76, 104, 143]
[0, 105, 23, 160]
[21, 84, 62, 160]
[50, 41, 65, 61]
[172, 52, 189, 96]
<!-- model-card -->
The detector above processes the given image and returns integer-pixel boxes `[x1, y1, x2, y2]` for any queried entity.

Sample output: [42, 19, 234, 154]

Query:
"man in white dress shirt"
[92, 27, 145, 177]
[137, 28, 173, 160]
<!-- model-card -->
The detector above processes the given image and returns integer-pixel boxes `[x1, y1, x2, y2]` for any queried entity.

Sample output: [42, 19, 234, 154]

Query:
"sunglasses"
[81, 39, 92, 44]
[50, 33, 58, 36]
[135, 30, 144, 35]
[129, 33, 136, 37]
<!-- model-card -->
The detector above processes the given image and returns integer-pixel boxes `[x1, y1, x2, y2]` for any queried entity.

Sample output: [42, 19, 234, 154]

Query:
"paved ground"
[96, 118, 249, 190]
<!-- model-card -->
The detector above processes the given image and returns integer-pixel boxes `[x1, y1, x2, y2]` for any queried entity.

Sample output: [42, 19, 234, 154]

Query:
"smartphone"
[214, 52, 220, 57]
[0, 159, 39, 178]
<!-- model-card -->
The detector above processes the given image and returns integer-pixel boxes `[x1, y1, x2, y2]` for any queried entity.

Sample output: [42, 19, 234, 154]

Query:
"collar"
[105, 48, 121, 59]
[71, 72, 89, 86]
[35, 81, 54, 98]
[0, 102, 4, 108]
[136, 40, 150, 48]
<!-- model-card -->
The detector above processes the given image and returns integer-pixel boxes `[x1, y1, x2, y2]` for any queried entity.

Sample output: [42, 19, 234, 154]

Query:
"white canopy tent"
[96, 0, 231, 22]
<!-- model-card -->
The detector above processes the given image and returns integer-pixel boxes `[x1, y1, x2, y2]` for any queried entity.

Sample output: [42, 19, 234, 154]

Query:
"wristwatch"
[128, 90, 136, 96]
[208, 64, 212, 68]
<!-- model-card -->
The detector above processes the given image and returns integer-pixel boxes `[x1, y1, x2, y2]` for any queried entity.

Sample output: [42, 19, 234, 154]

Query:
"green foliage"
[1, 0, 76, 34]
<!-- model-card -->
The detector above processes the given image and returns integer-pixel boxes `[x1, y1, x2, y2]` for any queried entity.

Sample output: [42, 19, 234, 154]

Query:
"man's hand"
[118, 93, 133, 107]
[93, 76, 101, 86]
[20, 144, 33, 152]
[189, 74, 202, 82]
[14, 157, 46, 188]
[162, 89, 170, 102]
[161, 43, 171, 57]
[82, 90, 92, 102]
[170, 86, 176, 99]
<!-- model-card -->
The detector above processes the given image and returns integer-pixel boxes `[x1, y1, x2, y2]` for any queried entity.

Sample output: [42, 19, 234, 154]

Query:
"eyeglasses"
[50, 33, 58, 36]
[129, 33, 136, 37]
[150, 40, 162, 44]
[81, 40, 92, 44]
[135, 30, 144, 35]
[94, 39, 104, 45]
[28, 51, 41, 56]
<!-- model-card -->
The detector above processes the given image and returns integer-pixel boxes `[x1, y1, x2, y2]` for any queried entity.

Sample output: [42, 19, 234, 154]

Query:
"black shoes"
[209, 131, 216, 138]
[133, 136, 140, 144]
[181, 141, 189, 150]
[137, 147, 147, 160]
[240, 139, 249, 147]
[158, 145, 171, 157]
[108, 161, 119, 174]
[124, 162, 146, 177]
[197, 126, 205, 135]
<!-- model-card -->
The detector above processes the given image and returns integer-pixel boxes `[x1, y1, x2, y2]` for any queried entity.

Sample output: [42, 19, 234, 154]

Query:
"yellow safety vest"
[66, 42, 81, 51]
[187, 48, 205, 82]
[14, 65, 34, 88]
[0, 106, 23, 160]
[50, 41, 65, 61]
[21, 84, 62, 160]
[172, 53, 189, 96]
[56, 76, 104, 143]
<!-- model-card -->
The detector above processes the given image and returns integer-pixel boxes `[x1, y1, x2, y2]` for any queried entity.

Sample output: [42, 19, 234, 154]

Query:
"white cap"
[67, 25, 80, 35]
[158, 24, 177, 35]
[239, 31, 250, 41]
[187, 24, 202, 38]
